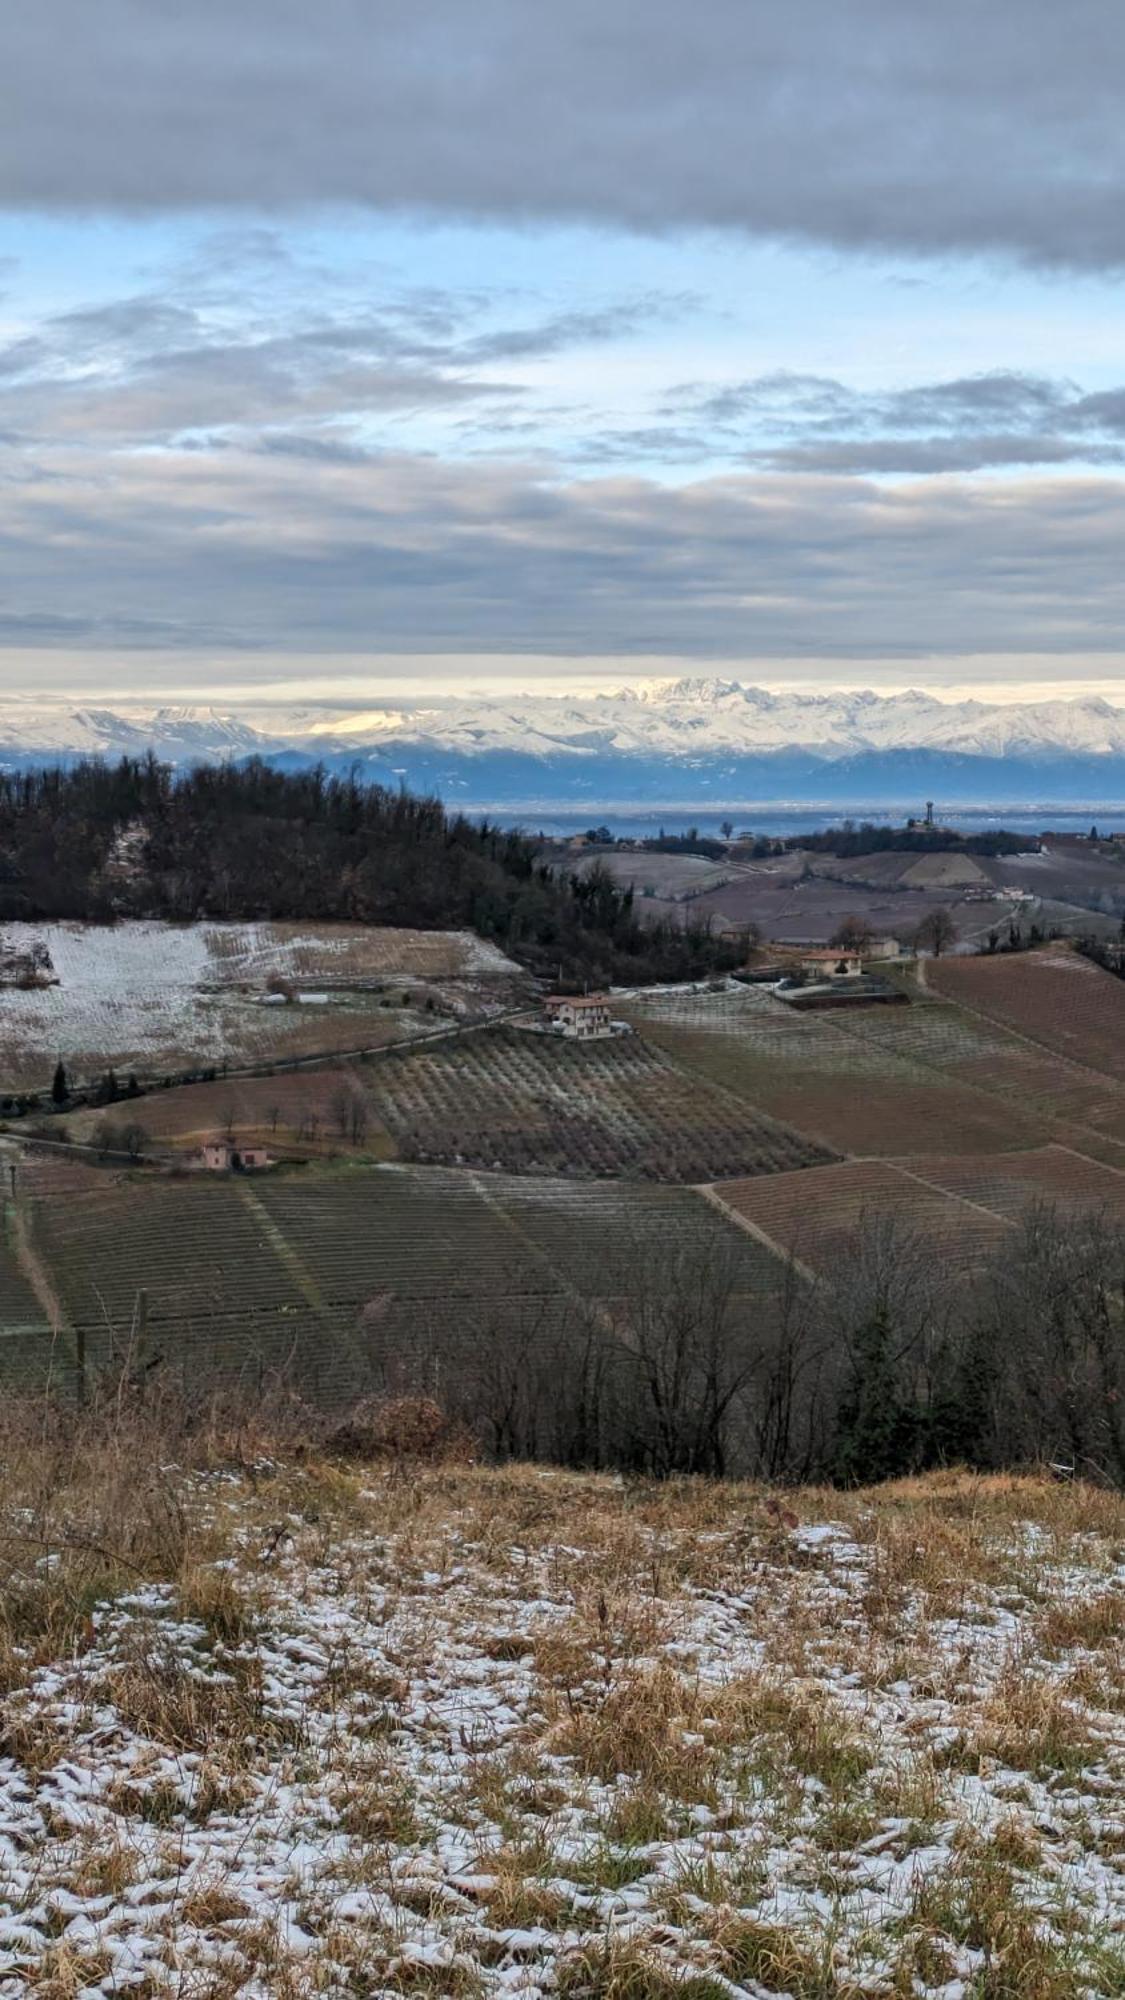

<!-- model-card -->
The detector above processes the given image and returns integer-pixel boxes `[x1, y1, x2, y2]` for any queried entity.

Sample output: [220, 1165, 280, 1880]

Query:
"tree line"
[354, 1201, 1125, 1486]
[0, 758, 744, 986]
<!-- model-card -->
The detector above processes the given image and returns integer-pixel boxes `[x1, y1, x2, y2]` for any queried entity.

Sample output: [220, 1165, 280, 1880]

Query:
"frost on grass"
[0, 1460, 1124, 1997]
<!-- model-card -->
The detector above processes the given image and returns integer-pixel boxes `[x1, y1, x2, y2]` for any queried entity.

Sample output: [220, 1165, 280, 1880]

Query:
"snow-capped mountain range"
[2, 679, 1125, 805]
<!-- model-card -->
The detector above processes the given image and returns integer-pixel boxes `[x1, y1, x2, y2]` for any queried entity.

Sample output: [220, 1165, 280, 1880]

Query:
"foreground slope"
[0, 1449, 1123, 1996]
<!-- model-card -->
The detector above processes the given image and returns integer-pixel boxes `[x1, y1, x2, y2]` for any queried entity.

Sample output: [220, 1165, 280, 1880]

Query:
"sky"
[2, 1, 1125, 710]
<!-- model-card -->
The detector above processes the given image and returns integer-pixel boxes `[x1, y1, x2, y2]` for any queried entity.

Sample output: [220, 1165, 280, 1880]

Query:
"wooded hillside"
[0, 758, 742, 985]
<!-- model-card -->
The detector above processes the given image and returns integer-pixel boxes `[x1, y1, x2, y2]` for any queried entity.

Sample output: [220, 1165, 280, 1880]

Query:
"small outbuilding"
[800, 949, 863, 980]
[197, 1139, 271, 1172]
[544, 992, 613, 1040]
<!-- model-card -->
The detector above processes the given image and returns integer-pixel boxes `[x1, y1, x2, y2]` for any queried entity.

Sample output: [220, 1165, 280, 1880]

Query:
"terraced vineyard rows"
[368, 1025, 834, 1180]
[460, 1172, 782, 1297]
[824, 999, 1125, 1145]
[29, 1179, 312, 1329]
[254, 1167, 548, 1302]
[711, 1160, 1013, 1275]
[626, 989, 1047, 1157]
[10, 1163, 786, 1399]
[895, 1143, 1125, 1224]
[929, 948, 1125, 1083]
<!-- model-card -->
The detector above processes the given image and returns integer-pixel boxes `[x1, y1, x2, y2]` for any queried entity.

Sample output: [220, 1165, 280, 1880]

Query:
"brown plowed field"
[711, 1160, 1012, 1274]
[711, 1143, 1125, 1275]
[61, 1064, 398, 1160]
[626, 989, 1050, 1158]
[928, 949, 1125, 1083]
[891, 1144, 1125, 1225]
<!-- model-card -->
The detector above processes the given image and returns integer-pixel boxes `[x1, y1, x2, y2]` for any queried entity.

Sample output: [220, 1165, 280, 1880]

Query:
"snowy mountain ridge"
[3, 681, 1124, 761]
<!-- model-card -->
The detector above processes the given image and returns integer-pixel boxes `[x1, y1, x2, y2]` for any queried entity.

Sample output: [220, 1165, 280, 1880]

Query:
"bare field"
[929, 947, 1125, 1083]
[712, 1158, 1013, 1274]
[680, 863, 1020, 947]
[369, 1023, 835, 1181]
[625, 987, 1050, 1157]
[60, 1062, 399, 1159]
[0, 920, 524, 1091]
[573, 848, 734, 899]
[713, 1141, 1125, 1275]
[2, 1453, 1124, 1996]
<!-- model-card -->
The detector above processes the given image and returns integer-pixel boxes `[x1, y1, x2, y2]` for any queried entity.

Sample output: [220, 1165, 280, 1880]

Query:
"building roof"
[546, 991, 610, 1008]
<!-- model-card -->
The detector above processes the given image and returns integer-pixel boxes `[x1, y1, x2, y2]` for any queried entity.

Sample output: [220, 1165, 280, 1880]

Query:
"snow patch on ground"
[0, 1473, 1121, 1995]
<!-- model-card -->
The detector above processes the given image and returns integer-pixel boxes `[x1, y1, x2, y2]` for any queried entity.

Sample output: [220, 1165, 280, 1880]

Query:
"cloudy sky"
[2, 0, 1125, 707]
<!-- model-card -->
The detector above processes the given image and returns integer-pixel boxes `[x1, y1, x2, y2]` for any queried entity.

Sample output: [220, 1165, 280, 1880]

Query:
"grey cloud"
[3, 443, 1125, 659]
[463, 296, 698, 362]
[0, 280, 683, 445]
[3, 3, 1125, 269]
[753, 437, 1125, 475]
[661, 368, 1125, 473]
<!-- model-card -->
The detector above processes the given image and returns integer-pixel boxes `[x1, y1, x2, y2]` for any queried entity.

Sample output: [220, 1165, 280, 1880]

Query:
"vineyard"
[711, 1159, 1012, 1276]
[12, 1161, 780, 1400]
[367, 1024, 836, 1180]
[0, 920, 524, 1091]
[823, 997, 1125, 1147]
[0, 1210, 48, 1331]
[929, 947, 1125, 1083]
[625, 986, 1048, 1157]
[892, 1142, 1125, 1225]
[711, 1141, 1125, 1276]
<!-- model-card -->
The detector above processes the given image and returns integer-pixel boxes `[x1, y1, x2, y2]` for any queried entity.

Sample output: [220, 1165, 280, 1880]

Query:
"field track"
[10, 1162, 780, 1398]
[710, 1142, 1125, 1274]
[625, 986, 1053, 1158]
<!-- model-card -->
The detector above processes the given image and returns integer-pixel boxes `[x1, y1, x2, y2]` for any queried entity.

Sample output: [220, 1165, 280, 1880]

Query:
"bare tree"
[831, 914, 874, 952]
[974, 1203, 1125, 1483]
[914, 907, 958, 957]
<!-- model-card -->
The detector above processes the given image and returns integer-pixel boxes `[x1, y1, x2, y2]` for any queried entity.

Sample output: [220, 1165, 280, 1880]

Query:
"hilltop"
[0, 759, 741, 987]
[1, 1417, 1122, 1998]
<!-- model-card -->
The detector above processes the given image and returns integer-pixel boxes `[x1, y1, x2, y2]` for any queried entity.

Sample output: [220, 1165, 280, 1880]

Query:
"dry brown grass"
[956, 1662, 1100, 1777]
[0, 1409, 1122, 1998]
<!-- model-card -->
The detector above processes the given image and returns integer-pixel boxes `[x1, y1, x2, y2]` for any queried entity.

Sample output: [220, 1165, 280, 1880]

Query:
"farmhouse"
[544, 992, 613, 1039]
[196, 1139, 271, 1173]
[800, 948, 863, 979]
[864, 936, 903, 961]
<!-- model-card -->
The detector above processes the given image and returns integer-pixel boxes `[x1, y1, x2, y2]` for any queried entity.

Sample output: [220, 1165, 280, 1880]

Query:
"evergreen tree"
[832, 1308, 918, 1486]
[50, 1060, 68, 1106]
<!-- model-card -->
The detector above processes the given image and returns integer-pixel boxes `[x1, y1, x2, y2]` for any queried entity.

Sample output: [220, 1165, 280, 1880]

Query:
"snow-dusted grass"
[0, 922, 522, 1088]
[0, 1418, 1123, 1998]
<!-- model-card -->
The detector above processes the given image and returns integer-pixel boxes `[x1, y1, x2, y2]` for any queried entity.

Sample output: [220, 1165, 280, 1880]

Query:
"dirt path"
[697, 1182, 818, 1285]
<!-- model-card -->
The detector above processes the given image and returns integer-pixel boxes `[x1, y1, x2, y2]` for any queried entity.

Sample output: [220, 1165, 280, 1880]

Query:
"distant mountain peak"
[1, 686, 1124, 808]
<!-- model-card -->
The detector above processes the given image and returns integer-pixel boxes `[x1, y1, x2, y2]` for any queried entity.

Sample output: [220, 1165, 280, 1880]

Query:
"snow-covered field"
[0, 922, 521, 1087]
[1, 1457, 1123, 1996]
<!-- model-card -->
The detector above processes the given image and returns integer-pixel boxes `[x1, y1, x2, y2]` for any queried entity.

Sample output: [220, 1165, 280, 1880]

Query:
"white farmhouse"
[544, 992, 613, 1040]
